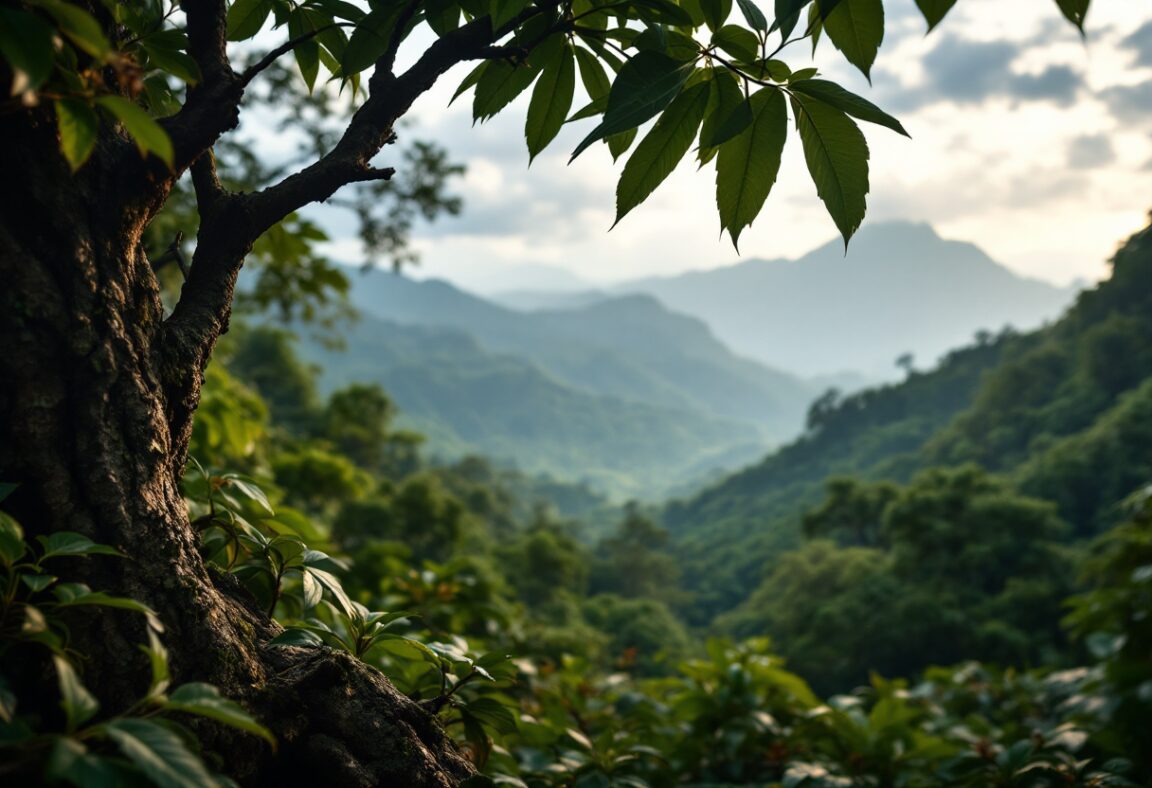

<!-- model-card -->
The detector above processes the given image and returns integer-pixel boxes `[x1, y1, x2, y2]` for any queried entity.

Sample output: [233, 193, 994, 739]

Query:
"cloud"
[1008, 66, 1079, 105]
[877, 34, 1084, 111]
[1066, 134, 1116, 169]
[1102, 81, 1152, 125]
[1123, 20, 1152, 67]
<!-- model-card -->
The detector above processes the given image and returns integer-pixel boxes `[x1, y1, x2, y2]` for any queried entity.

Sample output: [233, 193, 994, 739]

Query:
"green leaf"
[0, 511, 26, 566]
[633, 0, 696, 27]
[56, 98, 98, 170]
[789, 66, 818, 81]
[450, 61, 487, 105]
[607, 127, 637, 161]
[571, 51, 692, 161]
[54, 656, 100, 732]
[700, 0, 733, 30]
[0, 7, 56, 93]
[288, 13, 321, 92]
[736, 0, 769, 31]
[341, 8, 399, 75]
[474, 58, 541, 122]
[568, 95, 607, 123]
[227, 0, 274, 40]
[815, 0, 845, 18]
[822, 0, 883, 81]
[699, 68, 744, 163]
[165, 683, 275, 744]
[57, 590, 158, 619]
[141, 628, 171, 697]
[615, 81, 709, 225]
[221, 475, 274, 518]
[791, 93, 869, 246]
[39, 1, 112, 59]
[712, 25, 760, 62]
[21, 573, 57, 592]
[574, 46, 611, 101]
[774, 0, 807, 39]
[141, 41, 202, 85]
[38, 532, 122, 561]
[716, 87, 787, 249]
[1053, 0, 1089, 33]
[526, 44, 576, 163]
[45, 737, 130, 788]
[267, 627, 325, 648]
[0, 482, 16, 502]
[426, 0, 460, 35]
[491, 0, 532, 31]
[764, 59, 791, 80]
[703, 93, 753, 148]
[461, 697, 519, 735]
[309, 567, 355, 616]
[300, 568, 323, 609]
[95, 96, 174, 167]
[790, 79, 908, 136]
[102, 718, 217, 788]
[913, 0, 957, 31]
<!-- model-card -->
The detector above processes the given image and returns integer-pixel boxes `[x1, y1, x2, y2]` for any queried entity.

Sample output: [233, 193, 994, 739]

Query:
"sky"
[306, 1, 1152, 293]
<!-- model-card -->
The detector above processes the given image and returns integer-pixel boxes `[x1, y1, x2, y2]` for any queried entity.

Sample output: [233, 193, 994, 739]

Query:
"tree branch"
[348, 167, 396, 183]
[161, 3, 560, 387]
[246, 6, 555, 231]
[381, 0, 422, 76]
[240, 25, 347, 88]
[190, 149, 227, 212]
[164, 0, 243, 173]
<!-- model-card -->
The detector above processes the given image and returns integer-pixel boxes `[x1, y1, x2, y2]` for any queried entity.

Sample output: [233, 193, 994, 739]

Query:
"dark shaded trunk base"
[254, 649, 473, 786]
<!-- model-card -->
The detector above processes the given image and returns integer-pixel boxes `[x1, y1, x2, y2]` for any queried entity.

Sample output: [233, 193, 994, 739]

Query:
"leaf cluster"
[0, 490, 273, 788]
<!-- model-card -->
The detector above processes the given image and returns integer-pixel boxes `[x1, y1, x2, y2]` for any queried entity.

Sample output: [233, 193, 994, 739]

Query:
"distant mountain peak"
[610, 221, 1079, 378]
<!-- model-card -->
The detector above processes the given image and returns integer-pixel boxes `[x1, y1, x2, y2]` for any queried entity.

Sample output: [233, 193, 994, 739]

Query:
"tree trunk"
[0, 104, 471, 787]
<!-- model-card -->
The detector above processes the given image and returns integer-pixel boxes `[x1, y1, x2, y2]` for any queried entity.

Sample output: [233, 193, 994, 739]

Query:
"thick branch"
[190, 149, 227, 210]
[245, 9, 546, 230]
[161, 5, 557, 400]
[165, 0, 243, 173]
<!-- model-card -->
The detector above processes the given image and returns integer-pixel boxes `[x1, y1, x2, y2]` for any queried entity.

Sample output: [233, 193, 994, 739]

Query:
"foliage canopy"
[0, 0, 1089, 254]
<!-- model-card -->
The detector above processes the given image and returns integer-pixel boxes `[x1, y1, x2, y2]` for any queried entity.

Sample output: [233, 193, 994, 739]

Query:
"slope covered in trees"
[666, 218, 1152, 686]
[280, 273, 820, 496]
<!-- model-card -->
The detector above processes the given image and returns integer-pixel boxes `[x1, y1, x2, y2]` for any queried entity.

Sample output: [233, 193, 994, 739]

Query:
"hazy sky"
[308, 1, 1152, 292]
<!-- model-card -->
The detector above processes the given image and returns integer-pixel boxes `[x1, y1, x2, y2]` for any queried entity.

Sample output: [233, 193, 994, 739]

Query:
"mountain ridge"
[489, 222, 1079, 379]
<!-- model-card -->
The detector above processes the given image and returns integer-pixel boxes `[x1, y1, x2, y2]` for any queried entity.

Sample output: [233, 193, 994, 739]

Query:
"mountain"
[615, 221, 1080, 378]
[427, 263, 593, 297]
[344, 270, 816, 439]
[288, 272, 821, 497]
[490, 288, 609, 312]
[298, 314, 767, 499]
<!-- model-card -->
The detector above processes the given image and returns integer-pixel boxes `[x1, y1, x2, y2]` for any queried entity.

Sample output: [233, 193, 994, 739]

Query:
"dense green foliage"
[5, 217, 1150, 784]
[666, 220, 1152, 640]
[1, 0, 1143, 783]
[0, 495, 273, 785]
[139, 215, 1149, 785]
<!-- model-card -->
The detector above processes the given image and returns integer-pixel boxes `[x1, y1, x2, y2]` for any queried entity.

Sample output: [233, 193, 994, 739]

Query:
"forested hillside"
[664, 219, 1152, 691]
[10, 217, 1131, 787]
[282, 273, 819, 497]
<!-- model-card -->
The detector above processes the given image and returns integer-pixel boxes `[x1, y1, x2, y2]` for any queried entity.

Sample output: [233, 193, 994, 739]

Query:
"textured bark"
[0, 1, 574, 780]
[0, 46, 470, 788]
